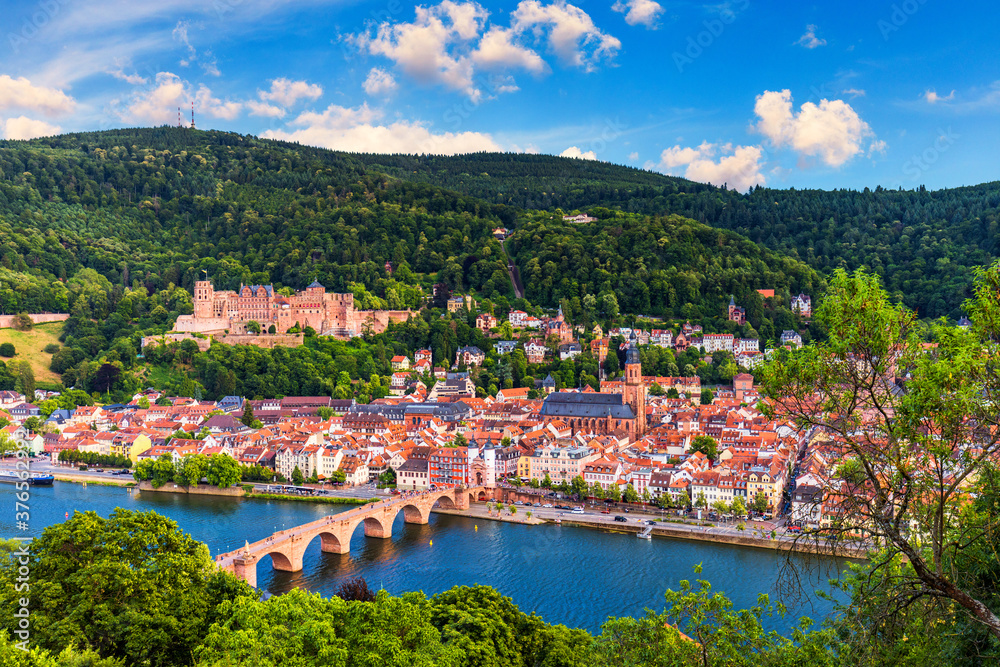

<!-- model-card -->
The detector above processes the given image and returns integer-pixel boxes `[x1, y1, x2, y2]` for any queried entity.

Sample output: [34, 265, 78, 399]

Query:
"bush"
[43, 343, 60, 354]
[335, 576, 376, 602]
[0, 343, 14, 358]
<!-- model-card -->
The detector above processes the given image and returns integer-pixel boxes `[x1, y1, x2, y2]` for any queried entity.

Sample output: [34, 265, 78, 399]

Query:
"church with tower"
[538, 334, 647, 441]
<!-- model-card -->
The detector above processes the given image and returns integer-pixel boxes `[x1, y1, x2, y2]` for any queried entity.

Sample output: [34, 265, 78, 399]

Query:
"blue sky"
[1, 0, 997, 191]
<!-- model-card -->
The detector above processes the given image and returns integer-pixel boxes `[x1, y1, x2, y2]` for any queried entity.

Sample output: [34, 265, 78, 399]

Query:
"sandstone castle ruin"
[174, 279, 412, 338]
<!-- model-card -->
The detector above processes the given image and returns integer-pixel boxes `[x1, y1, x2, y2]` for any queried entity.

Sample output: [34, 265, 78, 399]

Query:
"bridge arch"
[396, 503, 430, 525]
[433, 494, 458, 510]
[266, 550, 295, 571]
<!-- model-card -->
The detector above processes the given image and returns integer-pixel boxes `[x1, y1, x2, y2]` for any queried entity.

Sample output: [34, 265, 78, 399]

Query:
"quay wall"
[137, 481, 246, 496]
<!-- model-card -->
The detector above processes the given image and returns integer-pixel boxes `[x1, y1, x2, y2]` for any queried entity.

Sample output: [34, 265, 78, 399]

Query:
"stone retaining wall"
[0, 313, 69, 328]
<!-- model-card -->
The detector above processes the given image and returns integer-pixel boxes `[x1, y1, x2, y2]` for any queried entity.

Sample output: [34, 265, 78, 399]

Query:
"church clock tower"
[623, 333, 646, 438]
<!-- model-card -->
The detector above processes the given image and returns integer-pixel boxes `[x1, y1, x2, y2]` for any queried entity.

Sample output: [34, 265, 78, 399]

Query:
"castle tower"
[623, 333, 646, 438]
[193, 280, 214, 319]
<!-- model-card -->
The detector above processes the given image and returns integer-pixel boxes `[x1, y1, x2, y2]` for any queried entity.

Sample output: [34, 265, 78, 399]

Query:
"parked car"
[514, 501, 524, 505]
[787, 525, 803, 533]
[543, 503, 553, 508]
[533, 502, 541, 507]
[614, 516, 628, 522]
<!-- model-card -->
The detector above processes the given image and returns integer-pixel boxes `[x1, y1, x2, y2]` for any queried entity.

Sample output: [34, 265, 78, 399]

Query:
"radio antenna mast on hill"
[191, 102, 195, 129]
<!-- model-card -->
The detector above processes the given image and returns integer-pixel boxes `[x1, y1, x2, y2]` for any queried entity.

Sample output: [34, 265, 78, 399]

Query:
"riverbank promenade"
[216, 486, 489, 587]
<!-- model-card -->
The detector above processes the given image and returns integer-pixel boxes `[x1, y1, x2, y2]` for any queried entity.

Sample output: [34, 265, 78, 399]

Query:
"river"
[7, 482, 852, 635]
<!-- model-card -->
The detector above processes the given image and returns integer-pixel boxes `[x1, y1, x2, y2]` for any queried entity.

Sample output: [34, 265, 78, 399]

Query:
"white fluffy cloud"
[262, 102, 501, 155]
[924, 89, 955, 104]
[116, 72, 242, 124]
[353, 1, 488, 100]
[795, 24, 826, 49]
[0, 75, 76, 115]
[259, 78, 323, 107]
[473, 27, 547, 75]
[654, 142, 765, 191]
[612, 0, 664, 28]
[363, 68, 398, 96]
[351, 0, 618, 100]
[246, 100, 285, 118]
[560, 145, 597, 160]
[510, 1, 620, 71]
[753, 89, 880, 167]
[2, 116, 61, 140]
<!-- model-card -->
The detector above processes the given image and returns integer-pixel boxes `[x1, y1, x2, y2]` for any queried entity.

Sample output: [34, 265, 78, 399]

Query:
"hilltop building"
[175, 279, 411, 337]
[728, 296, 746, 324]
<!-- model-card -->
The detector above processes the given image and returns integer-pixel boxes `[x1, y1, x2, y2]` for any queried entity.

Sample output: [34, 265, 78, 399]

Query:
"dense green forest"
[0, 127, 825, 399]
[357, 152, 1000, 319]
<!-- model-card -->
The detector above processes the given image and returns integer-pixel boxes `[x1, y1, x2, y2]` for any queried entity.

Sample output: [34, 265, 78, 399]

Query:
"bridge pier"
[319, 532, 349, 554]
[363, 516, 392, 539]
[402, 504, 429, 524]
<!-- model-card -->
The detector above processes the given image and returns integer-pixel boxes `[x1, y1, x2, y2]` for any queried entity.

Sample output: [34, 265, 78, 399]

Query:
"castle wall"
[353, 309, 413, 334]
[174, 314, 230, 334]
[216, 333, 304, 349]
[0, 313, 69, 328]
[141, 333, 212, 352]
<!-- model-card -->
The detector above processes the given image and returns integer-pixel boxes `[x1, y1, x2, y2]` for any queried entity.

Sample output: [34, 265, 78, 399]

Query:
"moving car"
[572, 507, 584, 514]
[614, 515, 628, 522]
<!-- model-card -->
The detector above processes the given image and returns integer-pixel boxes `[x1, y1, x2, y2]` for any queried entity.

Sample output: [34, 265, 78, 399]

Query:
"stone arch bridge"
[217, 486, 491, 587]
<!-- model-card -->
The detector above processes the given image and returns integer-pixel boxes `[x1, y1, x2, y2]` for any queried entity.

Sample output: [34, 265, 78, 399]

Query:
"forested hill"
[0, 127, 818, 325]
[357, 152, 1000, 319]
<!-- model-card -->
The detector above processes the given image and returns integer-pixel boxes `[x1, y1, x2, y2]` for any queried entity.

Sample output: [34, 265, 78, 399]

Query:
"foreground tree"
[592, 566, 837, 667]
[761, 265, 1000, 641]
[0, 510, 253, 666]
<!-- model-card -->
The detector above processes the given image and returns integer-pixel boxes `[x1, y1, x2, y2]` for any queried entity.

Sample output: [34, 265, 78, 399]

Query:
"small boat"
[638, 526, 653, 539]
[0, 470, 55, 486]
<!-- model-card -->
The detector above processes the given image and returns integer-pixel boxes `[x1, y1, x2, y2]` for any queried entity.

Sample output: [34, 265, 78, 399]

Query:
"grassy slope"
[0, 322, 63, 383]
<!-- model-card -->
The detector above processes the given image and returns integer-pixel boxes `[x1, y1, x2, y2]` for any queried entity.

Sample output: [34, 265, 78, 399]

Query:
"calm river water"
[7, 482, 851, 635]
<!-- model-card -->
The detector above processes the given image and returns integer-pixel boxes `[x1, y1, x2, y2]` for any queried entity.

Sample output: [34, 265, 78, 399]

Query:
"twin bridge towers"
[216, 486, 490, 587]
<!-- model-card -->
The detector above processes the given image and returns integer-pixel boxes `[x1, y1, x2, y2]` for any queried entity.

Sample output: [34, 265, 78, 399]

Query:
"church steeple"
[623, 331, 646, 439]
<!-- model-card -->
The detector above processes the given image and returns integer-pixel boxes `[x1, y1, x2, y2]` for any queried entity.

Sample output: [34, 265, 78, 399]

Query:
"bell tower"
[623, 333, 646, 438]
